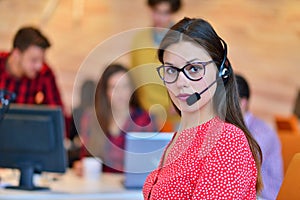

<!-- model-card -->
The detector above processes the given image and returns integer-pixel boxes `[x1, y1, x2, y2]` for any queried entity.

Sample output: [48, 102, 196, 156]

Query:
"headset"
[186, 37, 231, 106]
[218, 38, 231, 82]
[0, 90, 16, 122]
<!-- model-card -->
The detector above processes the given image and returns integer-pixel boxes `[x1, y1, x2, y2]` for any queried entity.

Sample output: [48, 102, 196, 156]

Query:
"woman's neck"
[178, 107, 216, 133]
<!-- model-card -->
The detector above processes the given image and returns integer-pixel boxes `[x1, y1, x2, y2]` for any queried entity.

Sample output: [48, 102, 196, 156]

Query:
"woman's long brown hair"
[95, 64, 140, 134]
[158, 17, 263, 192]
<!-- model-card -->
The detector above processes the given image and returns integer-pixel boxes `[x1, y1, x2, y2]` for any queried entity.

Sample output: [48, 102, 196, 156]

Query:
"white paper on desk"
[0, 182, 12, 188]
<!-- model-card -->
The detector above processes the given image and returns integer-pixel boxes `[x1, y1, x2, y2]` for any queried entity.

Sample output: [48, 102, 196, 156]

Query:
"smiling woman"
[143, 17, 263, 200]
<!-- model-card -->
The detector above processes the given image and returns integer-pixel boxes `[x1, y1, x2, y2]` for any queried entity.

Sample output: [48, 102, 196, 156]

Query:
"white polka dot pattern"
[143, 117, 257, 199]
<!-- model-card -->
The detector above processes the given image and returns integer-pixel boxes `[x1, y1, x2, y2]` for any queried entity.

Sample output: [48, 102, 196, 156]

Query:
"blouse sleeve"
[191, 128, 257, 199]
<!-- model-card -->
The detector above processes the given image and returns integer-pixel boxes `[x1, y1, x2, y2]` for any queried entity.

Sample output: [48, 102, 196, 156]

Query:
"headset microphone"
[186, 38, 230, 106]
[186, 77, 222, 106]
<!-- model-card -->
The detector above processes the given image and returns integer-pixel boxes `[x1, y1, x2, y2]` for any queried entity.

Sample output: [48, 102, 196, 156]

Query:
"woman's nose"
[176, 72, 189, 88]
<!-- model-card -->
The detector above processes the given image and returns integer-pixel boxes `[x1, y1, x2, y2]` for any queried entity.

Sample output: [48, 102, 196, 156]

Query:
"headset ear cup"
[218, 37, 231, 83]
[221, 67, 229, 79]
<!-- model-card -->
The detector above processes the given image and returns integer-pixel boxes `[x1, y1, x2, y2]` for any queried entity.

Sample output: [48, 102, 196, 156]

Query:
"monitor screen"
[0, 104, 67, 190]
[124, 132, 173, 189]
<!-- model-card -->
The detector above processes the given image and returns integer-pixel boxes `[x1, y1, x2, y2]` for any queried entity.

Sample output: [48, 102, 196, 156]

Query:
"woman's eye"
[165, 67, 177, 74]
[187, 64, 203, 73]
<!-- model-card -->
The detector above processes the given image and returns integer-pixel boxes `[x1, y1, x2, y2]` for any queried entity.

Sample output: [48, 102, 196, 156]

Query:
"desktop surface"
[0, 169, 143, 200]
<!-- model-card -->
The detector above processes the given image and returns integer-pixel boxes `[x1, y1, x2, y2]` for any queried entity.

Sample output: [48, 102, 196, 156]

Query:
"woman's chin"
[177, 104, 200, 114]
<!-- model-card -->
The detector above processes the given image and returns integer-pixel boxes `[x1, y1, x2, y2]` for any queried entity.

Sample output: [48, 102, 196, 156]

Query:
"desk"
[0, 169, 143, 200]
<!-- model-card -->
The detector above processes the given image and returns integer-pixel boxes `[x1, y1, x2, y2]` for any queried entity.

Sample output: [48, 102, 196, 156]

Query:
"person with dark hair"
[0, 26, 63, 106]
[147, 0, 181, 31]
[73, 64, 157, 174]
[68, 80, 96, 167]
[147, 0, 181, 14]
[236, 74, 283, 200]
[143, 18, 263, 199]
[130, 0, 182, 132]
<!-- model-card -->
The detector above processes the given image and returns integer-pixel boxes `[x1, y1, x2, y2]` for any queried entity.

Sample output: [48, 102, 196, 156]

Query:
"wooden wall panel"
[0, 0, 299, 127]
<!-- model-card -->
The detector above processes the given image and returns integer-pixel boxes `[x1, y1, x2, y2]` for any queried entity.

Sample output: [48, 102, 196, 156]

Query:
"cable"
[0, 90, 16, 123]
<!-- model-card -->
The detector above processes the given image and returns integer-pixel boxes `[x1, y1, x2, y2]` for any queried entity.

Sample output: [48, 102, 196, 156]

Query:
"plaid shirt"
[0, 52, 63, 107]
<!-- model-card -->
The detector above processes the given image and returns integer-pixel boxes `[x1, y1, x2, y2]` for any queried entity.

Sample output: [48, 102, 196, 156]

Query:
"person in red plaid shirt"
[0, 27, 63, 107]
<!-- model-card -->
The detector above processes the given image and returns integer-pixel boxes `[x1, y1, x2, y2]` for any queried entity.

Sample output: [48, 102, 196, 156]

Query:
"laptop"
[123, 132, 173, 189]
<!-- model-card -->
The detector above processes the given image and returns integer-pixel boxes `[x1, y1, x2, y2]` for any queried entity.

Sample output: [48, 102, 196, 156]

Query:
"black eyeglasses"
[156, 61, 214, 84]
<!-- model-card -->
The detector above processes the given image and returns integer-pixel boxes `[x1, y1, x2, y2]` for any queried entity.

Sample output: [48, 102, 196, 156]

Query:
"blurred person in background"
[236, 74, 283, 200]
[130, 0, 182, 132]
[0, 26, 63, 107]
[68, 80, 96, 167]
[0, 26, 69, 134]
[73, 64, 157, 174]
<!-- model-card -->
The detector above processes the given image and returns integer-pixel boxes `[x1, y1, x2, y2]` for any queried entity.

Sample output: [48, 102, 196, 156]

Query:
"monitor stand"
[5, 163, 50, 191]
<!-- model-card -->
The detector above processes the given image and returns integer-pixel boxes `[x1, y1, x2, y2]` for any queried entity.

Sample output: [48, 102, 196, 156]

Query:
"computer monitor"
[0, 104, 67, 190]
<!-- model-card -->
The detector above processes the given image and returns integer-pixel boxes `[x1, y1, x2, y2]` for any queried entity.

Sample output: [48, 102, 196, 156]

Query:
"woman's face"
[107, 71, 133, 111]
[162, 41, 218, 115]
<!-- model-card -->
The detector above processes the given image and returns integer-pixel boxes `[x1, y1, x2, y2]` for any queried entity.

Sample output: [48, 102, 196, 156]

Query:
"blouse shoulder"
[192, 121, 257, 199]
[221, 122, 249, 144]
[213, 122, 256, 173]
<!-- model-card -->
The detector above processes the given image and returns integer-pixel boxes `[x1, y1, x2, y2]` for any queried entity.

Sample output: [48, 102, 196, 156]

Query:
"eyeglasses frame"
[156, 60, 215, 84]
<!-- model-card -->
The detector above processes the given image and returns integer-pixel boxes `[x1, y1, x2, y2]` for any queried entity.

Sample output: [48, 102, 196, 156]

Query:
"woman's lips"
[176, 93, 192, 101]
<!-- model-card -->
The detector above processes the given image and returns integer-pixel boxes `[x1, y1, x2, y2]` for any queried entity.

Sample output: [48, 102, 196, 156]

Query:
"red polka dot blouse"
[143, 117, 257, 199]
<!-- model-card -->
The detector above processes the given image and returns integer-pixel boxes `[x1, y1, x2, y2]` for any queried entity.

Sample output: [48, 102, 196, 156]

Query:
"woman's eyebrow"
[186, 58, 200, 63]
[164, 62, 173, 65]
[164, 58, 200, 66]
